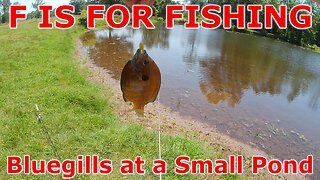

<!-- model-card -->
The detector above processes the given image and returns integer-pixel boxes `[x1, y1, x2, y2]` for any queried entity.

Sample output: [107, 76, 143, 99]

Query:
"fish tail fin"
[133, 103, 145, 116]
[134, 109, 144, 116]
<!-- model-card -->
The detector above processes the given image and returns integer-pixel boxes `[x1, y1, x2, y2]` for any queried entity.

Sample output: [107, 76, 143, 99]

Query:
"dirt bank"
[76, 38, 306, 179]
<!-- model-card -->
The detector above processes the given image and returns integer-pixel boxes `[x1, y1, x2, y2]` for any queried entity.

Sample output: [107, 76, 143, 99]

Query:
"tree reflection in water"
[81, 29, 134, 80]
[141, 26, 170, 49]
[81, 27, 320, 110]
[194, 30, 319, 109]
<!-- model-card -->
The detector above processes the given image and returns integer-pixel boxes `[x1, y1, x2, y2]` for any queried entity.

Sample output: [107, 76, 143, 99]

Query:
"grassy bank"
[0, 20, 241, 179]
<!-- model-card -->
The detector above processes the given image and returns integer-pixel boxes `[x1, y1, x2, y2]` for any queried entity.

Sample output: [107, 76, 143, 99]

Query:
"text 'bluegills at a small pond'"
[7, 155, 314, 178]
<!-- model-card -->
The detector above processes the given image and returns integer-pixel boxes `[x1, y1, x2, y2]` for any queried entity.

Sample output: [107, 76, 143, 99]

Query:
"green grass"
[0, 20, 242, 179]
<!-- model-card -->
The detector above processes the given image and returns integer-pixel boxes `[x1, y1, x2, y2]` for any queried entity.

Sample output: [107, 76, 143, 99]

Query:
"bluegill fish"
[120, 44, 161, 114]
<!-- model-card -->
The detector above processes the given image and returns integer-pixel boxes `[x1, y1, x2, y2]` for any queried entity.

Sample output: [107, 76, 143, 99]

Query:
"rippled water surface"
[81, 26, 320, 176]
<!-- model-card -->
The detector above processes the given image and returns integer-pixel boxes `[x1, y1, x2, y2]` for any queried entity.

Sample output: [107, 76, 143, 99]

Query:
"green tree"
[27, 11, 38, 19]
[215, 0, 319, 47]
[152, 0, 167, 18]
[0, 2, 2, 23]
[315, 21, 320, 47]
[87, 0, 123, 6]
[152, 0, 177, 19]
[70, 0, 86, 15]
[32, 0, 44, 18]
[0, 0, 11, 23]
[310, 0, 320, 47]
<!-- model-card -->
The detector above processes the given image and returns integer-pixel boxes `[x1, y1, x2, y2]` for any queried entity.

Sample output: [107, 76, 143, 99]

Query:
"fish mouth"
[131, 49, 149, 65]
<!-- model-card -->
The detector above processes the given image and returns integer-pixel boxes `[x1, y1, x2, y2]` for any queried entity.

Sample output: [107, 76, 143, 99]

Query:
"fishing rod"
[35, 104, 62, 160]
[35, 105, 87, 180]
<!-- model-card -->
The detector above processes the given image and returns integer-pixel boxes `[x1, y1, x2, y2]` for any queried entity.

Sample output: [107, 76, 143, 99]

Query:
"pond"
[80, 26, 320, 175]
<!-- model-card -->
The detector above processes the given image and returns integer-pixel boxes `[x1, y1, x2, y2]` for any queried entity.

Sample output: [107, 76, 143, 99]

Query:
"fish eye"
[143, 60, 149, 65]
[142, 75, 149, 81]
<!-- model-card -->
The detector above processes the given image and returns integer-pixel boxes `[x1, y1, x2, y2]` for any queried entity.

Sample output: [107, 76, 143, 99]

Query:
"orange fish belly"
[120, 57, 161, 113]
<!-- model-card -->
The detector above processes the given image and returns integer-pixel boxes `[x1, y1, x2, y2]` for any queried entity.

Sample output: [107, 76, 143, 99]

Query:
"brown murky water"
[81, 26, 320, 177]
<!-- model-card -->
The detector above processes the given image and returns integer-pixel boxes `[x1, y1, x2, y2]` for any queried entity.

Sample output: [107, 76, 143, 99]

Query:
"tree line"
[70, 0, 320, 48]
[0, 0, 19, 23]
[211, 0, 320, 48]
[0, 0, 45, 21]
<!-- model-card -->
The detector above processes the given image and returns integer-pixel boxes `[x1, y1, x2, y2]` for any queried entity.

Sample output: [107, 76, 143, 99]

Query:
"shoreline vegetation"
[0, 18, 306, 179]
[78, 6, 320, 53]
[73, 0, 320, 52]
[77, 11, 320, 54]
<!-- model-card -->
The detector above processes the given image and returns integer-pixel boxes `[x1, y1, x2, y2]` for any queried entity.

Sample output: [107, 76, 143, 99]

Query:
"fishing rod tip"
[35, 104, 39, 111]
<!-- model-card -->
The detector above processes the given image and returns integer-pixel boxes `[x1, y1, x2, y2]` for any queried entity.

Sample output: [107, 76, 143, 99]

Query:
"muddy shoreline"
[76, 38, 306, 179]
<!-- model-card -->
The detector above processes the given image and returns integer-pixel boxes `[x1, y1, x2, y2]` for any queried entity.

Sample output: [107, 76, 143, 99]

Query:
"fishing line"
[156, 95, 162, 180]
[35, 104, 62, 160]
[156, 80, 162, 180]
[35, 104, 86, 180]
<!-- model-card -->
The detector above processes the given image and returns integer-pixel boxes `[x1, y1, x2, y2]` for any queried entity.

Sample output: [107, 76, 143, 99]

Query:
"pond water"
[81, 26, 320, 176]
